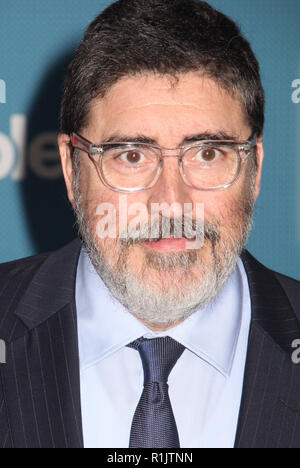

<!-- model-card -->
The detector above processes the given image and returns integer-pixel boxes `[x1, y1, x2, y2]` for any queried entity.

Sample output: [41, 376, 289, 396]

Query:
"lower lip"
[144, 238, 195, 252]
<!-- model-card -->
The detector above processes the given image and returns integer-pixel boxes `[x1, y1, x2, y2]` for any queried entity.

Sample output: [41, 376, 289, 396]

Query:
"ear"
[253, 134, 265, 202]
[58, 133, 75, 206]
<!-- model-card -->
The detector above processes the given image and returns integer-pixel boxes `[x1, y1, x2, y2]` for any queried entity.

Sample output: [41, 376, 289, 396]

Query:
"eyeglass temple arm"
[248, 132, 257, 147]
[238, 133, 257, 164]
[70, 132, 95, 155]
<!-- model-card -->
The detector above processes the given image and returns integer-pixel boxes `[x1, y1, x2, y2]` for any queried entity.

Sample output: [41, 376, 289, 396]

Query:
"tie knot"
[128, 337, 185, 384]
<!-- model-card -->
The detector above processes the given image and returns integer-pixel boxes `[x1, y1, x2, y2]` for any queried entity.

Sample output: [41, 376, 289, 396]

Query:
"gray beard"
[72, 161, 255, 327]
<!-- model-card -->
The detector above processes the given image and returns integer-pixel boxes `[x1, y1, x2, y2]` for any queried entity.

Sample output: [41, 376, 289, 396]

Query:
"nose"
[147, 155, 194, 217]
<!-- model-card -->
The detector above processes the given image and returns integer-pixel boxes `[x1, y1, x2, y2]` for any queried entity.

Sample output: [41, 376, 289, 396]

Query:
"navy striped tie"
[127, 336, 185, 448]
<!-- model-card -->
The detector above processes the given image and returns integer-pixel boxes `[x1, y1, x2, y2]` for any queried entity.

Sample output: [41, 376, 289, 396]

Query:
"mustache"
[120, 216, 221, 247]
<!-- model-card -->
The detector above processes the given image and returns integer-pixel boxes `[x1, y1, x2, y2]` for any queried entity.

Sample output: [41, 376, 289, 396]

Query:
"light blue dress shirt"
[76, 248, 251, 448]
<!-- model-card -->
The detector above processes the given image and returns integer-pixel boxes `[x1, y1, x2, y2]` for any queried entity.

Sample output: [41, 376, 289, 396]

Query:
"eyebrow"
[101, 131, 239, 146]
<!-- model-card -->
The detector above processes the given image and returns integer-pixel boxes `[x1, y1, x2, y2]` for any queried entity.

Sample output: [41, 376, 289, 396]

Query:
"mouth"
[143, 236, 197, 252]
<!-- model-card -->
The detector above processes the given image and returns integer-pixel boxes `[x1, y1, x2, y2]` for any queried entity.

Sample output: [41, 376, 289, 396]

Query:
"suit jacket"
[1, 238, 300, 448]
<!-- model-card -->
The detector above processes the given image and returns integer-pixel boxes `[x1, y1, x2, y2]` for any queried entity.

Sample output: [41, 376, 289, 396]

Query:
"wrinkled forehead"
[84, 72, 250, 144]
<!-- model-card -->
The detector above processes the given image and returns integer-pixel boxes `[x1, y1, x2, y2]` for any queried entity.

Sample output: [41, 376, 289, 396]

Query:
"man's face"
[59, 72, 264, 330]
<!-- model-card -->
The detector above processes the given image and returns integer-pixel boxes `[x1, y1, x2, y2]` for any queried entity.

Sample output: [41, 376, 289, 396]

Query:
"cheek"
[78, 158, 114, 211]
[198, 183, 249, 225]
[195, 193, 233, 221]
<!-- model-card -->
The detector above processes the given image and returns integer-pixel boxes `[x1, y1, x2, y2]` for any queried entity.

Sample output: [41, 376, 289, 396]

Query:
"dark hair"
[60, 0, 265, 137]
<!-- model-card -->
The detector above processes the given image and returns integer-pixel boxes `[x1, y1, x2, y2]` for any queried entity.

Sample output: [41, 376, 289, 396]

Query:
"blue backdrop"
[0, 0, 300, 278]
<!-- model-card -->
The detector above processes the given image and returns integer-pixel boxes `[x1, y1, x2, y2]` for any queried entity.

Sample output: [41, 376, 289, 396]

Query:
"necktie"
[127, 336, 185, 448]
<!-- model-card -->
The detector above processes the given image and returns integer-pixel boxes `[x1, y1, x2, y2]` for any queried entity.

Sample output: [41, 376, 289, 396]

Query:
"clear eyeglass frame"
[70, 132, 257, 193]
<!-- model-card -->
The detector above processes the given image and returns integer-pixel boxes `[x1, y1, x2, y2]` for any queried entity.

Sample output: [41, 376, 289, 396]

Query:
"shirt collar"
[76, 248, 247, 377]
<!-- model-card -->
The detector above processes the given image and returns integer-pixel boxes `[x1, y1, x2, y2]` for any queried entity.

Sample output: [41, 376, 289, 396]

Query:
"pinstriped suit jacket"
[1, 238, 300, 448]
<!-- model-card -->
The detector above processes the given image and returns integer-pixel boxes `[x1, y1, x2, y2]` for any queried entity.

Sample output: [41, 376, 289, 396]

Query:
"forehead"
[85, 73, 249, 142]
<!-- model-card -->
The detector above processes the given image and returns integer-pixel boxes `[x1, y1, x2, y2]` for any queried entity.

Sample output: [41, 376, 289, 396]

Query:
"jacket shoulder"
[0, 252, 50, 340]
[243, 250, 300, 289]
[243, 249, 300, 325]
[275, 270, 300, 289]
[0, 252, 49, 278]
[275, 270, 300, 322]
[0, 239, 81, 340]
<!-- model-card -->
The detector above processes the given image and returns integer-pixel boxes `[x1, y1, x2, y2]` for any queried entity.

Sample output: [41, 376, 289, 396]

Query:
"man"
[1, 0, 300, 449]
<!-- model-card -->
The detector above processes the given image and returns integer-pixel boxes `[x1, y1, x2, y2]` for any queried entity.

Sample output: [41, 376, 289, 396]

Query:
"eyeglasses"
[70, 132, 257, 193]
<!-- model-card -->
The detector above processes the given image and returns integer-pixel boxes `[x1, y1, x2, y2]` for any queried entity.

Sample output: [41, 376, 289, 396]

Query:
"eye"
[196, 148, 220, 162]
[118, 150, 146, 165]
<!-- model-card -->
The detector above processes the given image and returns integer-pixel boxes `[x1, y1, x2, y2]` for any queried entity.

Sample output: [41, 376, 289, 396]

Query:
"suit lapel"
[235, 251, 300, 448]
[2, 239, 84, 448]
